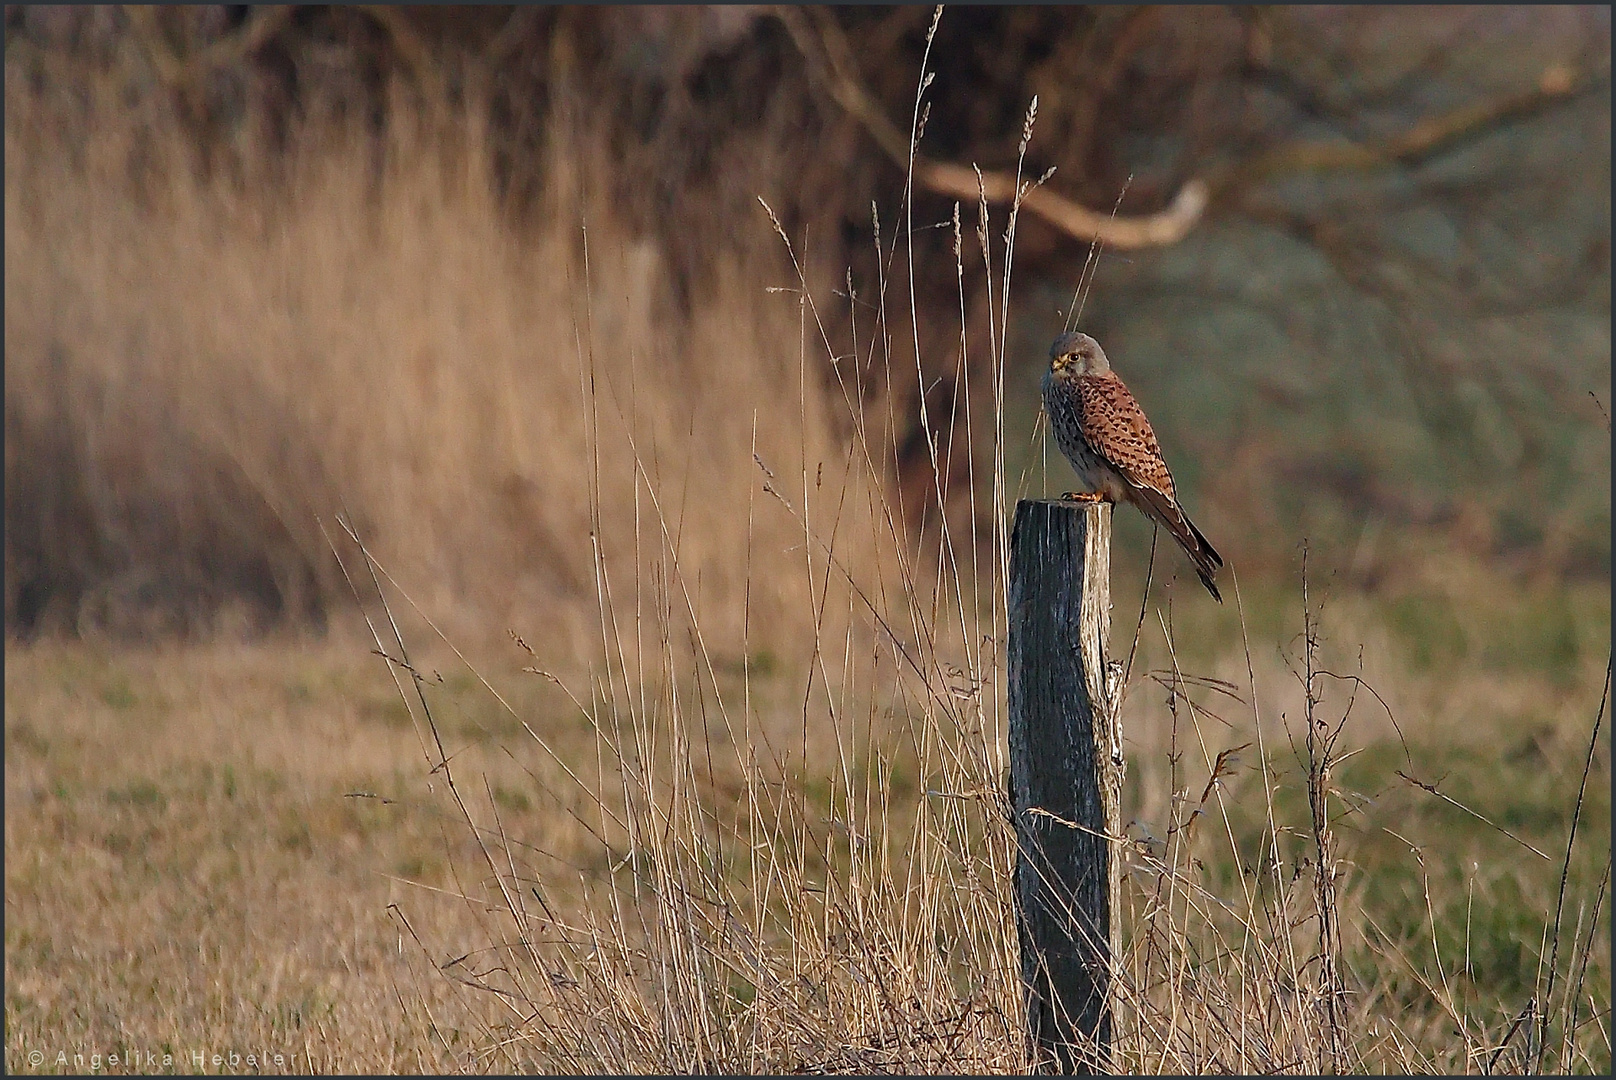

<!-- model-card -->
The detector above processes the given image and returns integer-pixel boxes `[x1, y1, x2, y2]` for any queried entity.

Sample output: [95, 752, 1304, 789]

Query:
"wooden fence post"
[1008, 498, 1122, 1074]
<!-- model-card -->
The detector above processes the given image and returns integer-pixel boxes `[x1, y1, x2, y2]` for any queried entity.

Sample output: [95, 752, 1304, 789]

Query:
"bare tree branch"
[1215, 59, 1610, 194]
[774, 6, 1209, 251]
[777, 6, 1606, 251]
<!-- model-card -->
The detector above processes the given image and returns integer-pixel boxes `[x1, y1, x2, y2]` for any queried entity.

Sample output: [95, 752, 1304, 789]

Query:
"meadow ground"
[5, 572, 1608, 1071]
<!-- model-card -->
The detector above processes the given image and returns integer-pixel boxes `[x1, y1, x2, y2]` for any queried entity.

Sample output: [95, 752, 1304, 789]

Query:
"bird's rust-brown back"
[1075, 373, 1176, 498]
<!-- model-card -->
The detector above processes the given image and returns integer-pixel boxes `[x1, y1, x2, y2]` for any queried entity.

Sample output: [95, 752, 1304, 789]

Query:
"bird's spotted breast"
[1044, 369, 1121, 499]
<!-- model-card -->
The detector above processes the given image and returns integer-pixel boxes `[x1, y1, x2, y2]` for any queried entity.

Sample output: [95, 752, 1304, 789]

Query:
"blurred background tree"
[4, 4, 1609, 643]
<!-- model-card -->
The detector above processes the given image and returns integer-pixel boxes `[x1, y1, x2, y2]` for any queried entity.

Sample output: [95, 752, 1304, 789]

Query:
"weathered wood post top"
[1008, 498, 1123, 1074]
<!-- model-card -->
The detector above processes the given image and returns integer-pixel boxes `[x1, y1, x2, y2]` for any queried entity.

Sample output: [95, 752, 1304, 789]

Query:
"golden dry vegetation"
[5, 6, 1610, 1074]
[4, 61, 889, 661]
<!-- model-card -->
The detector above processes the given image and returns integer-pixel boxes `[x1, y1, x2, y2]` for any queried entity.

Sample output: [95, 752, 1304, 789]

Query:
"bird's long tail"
[1133, 486, 1224, 602]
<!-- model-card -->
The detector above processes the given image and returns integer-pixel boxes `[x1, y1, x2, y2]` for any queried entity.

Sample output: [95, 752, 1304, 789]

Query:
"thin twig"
[1536, 658, 1611, 1071]
[1395, 771, 1551, 861]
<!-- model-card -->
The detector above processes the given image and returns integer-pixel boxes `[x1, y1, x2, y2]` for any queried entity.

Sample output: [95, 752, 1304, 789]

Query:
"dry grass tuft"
[5, 66, 879, 662]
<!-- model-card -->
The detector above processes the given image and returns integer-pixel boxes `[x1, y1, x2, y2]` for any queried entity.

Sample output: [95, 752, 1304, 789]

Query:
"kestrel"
[1042, 331, 1224, 602]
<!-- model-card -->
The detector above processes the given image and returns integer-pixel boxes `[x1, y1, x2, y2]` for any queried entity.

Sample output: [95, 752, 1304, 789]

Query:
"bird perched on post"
[1042, 331, 1224, 601]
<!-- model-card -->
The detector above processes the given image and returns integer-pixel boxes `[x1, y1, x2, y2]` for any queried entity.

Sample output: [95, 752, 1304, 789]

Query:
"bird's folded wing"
[1075, 374, 1177, 500]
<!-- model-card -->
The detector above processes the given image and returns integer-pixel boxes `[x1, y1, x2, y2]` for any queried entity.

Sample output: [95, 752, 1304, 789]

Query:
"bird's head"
[1048, 331, 1111, 377]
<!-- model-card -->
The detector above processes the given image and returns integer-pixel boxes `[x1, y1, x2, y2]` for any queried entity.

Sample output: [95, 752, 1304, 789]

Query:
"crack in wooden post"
[1009, 499, 1122, 1074]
